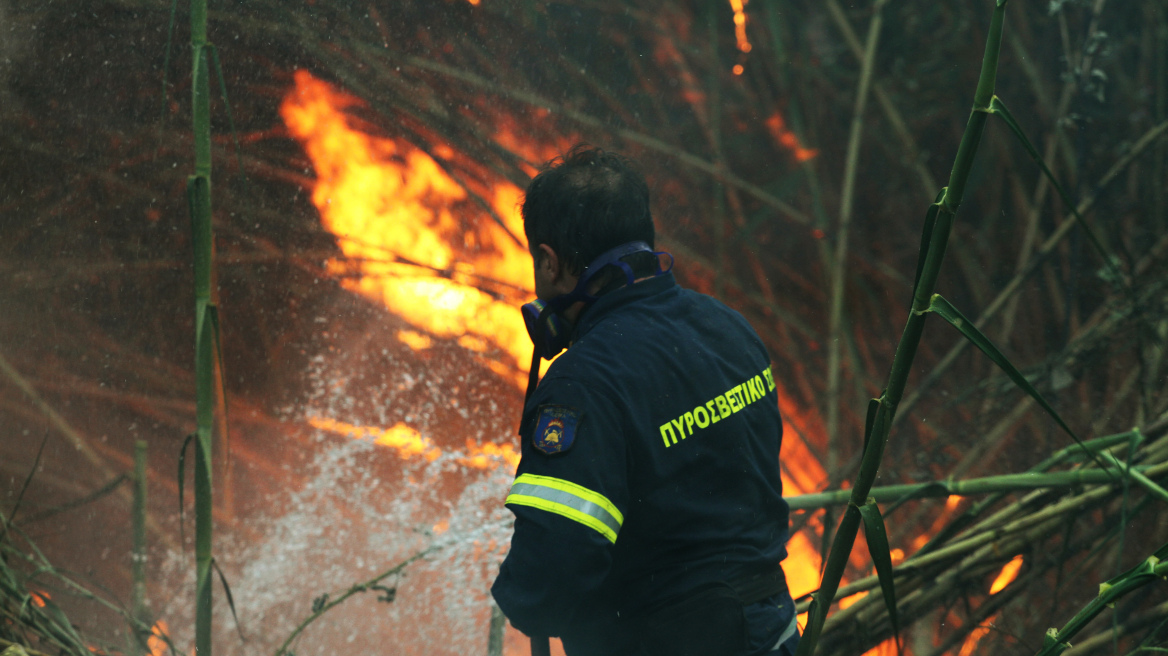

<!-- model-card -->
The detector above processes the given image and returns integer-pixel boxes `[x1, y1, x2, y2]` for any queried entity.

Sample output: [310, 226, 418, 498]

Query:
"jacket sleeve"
[491, 374, 629, 638]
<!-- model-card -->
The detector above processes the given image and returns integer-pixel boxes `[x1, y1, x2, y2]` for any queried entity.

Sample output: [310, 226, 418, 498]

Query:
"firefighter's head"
[522, 144, 656, 299]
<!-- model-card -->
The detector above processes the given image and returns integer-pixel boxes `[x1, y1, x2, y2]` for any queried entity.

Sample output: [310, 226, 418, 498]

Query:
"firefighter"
[492, 145, 799, 656]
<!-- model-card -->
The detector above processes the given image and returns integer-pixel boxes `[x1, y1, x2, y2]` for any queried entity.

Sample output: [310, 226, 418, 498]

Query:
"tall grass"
[794, 2, 1013, 652]
[795, 1, 1168, 653]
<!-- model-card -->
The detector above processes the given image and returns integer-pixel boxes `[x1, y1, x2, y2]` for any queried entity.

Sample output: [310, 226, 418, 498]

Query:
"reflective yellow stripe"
[506, 473, 623, 544]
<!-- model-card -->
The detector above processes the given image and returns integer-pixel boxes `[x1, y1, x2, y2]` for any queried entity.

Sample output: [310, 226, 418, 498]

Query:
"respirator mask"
[520, 241, 673, 399]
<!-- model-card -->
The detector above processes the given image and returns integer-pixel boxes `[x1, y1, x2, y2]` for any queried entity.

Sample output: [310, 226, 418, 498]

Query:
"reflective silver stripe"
[508, 481, 622, 538]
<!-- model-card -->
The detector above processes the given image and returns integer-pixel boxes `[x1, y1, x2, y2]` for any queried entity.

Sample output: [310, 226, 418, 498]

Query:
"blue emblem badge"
[533, 405, 581, 455]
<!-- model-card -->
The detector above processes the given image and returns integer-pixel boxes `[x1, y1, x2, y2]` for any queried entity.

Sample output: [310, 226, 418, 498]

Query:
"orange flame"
[861, 639, 899, 656]
[728, 0, 752, 53]
[989, 554, 1023, 595]
[281, 70, 536, 387]
[309, 416, 520, 472]
[776, 396, 828, 600]
[30, 590, 49, 607]
[954, 556, 1022, 656]
[765, 112, 818, 162]
[147, 621, 170, 656]
[958, 621, 992, 656]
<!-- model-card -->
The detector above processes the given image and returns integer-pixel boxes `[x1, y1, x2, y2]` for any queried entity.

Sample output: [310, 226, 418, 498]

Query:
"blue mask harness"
[521, 241, 673, 402]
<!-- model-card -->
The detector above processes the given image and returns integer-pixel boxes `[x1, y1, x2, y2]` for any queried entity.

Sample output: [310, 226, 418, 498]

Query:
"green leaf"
[195, 304, 215, 435]
[909, 189, 946, 305]
[212, 557, 247, 642]
[208, 304, 230, 436]
[1102, 540, 1168, 590]
[39, 595, 90, 654]
[988, 96, 1124, 287]
[178, 433, 195, 551]
[862, 397, 880, 457]
[795, 598, 822, 656]
[924, 294, 1112, 475]
[207, 45, 246, 177]
[862, 396, 890, 461]
[858, 499, 900, 649]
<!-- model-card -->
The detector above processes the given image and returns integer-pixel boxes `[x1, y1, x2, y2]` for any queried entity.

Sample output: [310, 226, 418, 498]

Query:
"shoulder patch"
[532, 404, 582, 455]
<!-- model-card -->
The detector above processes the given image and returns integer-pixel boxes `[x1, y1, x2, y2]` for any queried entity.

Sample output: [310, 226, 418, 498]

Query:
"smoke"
[0, 0, 30, 112]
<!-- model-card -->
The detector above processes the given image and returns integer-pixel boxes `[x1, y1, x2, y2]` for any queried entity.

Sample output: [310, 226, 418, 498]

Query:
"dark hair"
[522, 144, 655, 277]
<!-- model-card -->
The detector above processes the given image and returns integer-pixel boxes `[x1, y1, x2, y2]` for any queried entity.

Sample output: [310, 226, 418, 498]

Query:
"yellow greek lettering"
[705, 400, 720, 423]
[671, 417, 686, 440]
[744, 378, 758, 403]
[763, 366, 776, 391]
[683, 412, 695, 435]
[753, 376, 765, 401]
[693, 405, 710, 428]
[660, 423, 678, 447]
[715, 395, 731, 418]
[728, 386, 742, 412]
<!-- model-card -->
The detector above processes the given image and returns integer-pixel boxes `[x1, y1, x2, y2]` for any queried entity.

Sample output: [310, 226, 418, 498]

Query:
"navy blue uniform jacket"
[492, 272, 792, 654]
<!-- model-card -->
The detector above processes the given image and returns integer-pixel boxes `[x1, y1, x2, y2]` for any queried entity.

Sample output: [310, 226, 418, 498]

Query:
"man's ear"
[536, 243, 562, 281]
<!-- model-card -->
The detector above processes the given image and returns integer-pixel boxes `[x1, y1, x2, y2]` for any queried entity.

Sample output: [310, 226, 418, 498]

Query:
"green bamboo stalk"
[1036, 548, 1168, 656]
[796, 463, 1157, 616]
[794, 3, 1010, 654]
[891, 116, 1168, 427]
[188, 0, 215, 655]
[914, 430, 1144, 557]
[130, 440, 148, 656]
[787, 462, 1168, 510]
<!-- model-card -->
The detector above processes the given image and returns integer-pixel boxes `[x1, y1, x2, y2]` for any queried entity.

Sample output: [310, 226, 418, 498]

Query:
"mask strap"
[524, 302, 557, 403]
[525, 348, 541, 405]
[572, 241, 653, 303]
[522, 242, 672, 406]
[654, 251, 674, 275]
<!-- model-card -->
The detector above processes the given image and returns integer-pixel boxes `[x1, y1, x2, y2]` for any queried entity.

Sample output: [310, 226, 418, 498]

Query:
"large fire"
[282, 69, 837, 653]
[281, 70, 537, 388]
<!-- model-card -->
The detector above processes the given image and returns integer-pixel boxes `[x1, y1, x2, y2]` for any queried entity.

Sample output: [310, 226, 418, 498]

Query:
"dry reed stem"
[825, 0, 889, 482]
[0, 351, 174, 550]
[894, 118, 1168, 426]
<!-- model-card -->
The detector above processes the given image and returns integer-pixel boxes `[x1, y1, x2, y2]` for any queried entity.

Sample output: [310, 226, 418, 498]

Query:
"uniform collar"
[572, 271, 677, 341]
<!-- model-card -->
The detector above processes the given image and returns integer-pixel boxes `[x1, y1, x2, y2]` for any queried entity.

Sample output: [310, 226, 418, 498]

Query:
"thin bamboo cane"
[797, 451, 1168, 616]
[1036, 556, 1168, 655]
[795, 4, 1011, 654]
[824, 0, 938, 195]
[892, 117, 1168, 426]
[202, 9, 813, 226]
[189, 0, 216, 654]
[0, 352, 173, 549]
[787, 463, 1168, 510]
[129, 441, 148, 656]
[1061, 598, 1168, 656]
[825, 0, 889, 483]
